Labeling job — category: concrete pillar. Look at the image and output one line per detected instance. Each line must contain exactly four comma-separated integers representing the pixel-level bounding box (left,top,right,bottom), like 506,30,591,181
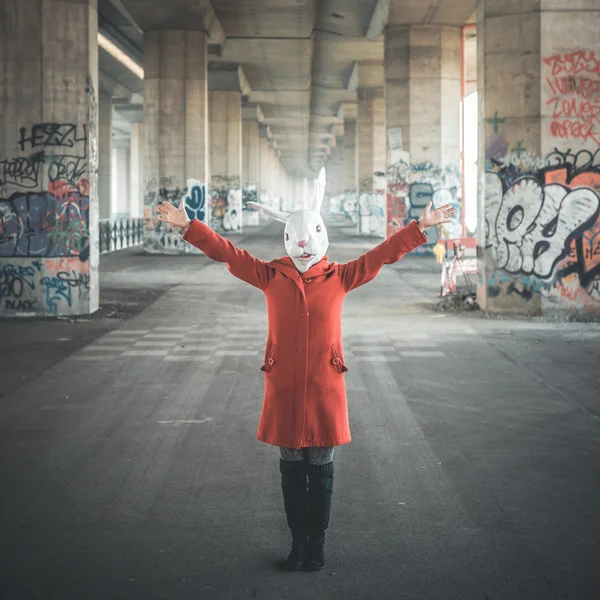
111,139,130,219
340,112,358,223
242,105,261,226
142,30,209,253
0,0,99,317
209,90,242,233
129,122,142,219
357,63,386,237
478,0,600,318
385,25,462,244
258,125,270,211
98,93,112,220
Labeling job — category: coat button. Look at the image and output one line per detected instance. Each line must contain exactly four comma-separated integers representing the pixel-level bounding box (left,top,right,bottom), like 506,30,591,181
332,357,340,365
305,278,312,283
268,358,274,365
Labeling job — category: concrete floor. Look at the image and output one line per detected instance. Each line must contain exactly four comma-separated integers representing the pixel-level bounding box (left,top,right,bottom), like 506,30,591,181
1,221,599,600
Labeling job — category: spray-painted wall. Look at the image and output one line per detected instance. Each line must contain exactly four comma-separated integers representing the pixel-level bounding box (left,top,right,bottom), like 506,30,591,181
242,185,260,226
0,80,99,316
481,48,600,316
210,175,242,233
386,149,462,252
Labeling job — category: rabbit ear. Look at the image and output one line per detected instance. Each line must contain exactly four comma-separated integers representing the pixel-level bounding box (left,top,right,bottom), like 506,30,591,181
247,202,290,224
313,166,327,213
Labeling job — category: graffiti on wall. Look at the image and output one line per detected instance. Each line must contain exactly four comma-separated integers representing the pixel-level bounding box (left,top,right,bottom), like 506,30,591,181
210,175,242,233
243,185,260,226
0,257,91,314
143,177,208,253
328,190,358,224
385,151,462,250
143,176,188,253
0,92,96,315
485,144,600,313
544,50,600,147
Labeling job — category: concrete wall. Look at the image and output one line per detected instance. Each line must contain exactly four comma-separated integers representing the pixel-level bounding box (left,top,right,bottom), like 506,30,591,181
478,0,600,318
209,90,242,233
0,0,99,317
143,30,208,253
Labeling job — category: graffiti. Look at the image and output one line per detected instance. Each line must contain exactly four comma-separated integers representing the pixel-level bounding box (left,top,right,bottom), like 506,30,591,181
212,175,240,189
486,111,505,134
0,263,38,303
484,150,600,313
0,155,43,189
143,176,188,253
40,269,90,315
485,173,599,279
386,154,410,237
242,186,259,226
183,179,206,223
411,163,461,242
211,186,242,233
0,123,89,191
358,192,385,237
385,155,462,246
544,51,600,147
0,191,89,258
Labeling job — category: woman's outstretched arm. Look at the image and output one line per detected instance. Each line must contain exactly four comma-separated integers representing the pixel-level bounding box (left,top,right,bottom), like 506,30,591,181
158,200,270,291
339,202,456,292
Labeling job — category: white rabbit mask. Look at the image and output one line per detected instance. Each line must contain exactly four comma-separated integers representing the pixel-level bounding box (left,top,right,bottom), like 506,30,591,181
248,167,329,273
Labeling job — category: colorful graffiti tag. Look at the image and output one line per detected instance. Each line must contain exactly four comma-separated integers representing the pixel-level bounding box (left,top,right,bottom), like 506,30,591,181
385,152,462,251
0,98,97,316
242,185,260,226
485,147,600,314
544,50,600,147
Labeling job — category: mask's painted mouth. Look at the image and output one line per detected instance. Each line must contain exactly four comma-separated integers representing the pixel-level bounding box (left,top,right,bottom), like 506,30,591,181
297,253,314,261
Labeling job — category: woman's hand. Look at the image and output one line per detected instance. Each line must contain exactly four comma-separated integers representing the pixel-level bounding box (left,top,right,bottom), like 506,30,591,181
418,202,457,231
157,200,191,230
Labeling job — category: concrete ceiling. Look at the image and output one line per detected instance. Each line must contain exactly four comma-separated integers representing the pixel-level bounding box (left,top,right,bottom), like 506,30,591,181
100,0,477,179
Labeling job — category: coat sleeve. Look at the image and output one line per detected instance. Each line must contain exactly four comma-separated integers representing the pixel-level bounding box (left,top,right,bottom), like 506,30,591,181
182,219,270,291
338,220,428,292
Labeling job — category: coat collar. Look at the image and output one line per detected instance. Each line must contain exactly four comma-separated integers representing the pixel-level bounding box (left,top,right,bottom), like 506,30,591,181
268,256,337,281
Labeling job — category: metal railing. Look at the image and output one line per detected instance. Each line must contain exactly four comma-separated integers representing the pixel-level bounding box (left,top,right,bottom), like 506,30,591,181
99,218,144,254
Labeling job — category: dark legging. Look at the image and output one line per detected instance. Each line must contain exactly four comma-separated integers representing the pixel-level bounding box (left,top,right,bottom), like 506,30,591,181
279,446,335,465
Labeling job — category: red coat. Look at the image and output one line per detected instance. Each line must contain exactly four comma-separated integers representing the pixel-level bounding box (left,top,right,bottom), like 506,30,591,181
183,220,427,448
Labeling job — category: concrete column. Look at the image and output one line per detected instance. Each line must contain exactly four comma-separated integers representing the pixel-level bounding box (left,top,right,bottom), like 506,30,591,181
258,126,270,210
478,0,600,318
357,63,386,237
242,105,261,226
129,122,142,219
98,93,112,220
340,113,358,224
143,30,209,253
385,25,462,243
0,0,99,317
111,139,130,219
209,90,242,233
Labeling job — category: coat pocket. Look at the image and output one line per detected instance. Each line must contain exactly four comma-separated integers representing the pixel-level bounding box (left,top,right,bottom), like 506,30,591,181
331,343,349,374
260,343,277,373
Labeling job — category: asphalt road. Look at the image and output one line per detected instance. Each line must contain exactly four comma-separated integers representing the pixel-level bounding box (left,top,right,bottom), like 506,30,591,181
1,221,599,600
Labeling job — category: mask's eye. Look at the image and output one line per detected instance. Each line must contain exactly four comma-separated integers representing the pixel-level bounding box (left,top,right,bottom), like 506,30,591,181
316,224,322,233
285,233,290,241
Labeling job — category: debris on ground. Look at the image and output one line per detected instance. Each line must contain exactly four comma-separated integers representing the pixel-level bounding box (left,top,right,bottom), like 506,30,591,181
434,293,480,312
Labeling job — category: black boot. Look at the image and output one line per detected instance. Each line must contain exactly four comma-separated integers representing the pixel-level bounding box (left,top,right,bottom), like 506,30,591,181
279,459,308,571
305,461,334,571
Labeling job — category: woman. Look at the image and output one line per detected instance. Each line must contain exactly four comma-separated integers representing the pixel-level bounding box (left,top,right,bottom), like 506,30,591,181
158,173,455,571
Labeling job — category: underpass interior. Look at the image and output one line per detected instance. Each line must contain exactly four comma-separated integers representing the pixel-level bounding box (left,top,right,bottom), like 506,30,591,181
2,0,600,599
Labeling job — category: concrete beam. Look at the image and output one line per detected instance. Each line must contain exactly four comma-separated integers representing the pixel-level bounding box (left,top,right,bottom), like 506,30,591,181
199,0,225,46
366,0,390,41
208,64,251,95
242,103,265,123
